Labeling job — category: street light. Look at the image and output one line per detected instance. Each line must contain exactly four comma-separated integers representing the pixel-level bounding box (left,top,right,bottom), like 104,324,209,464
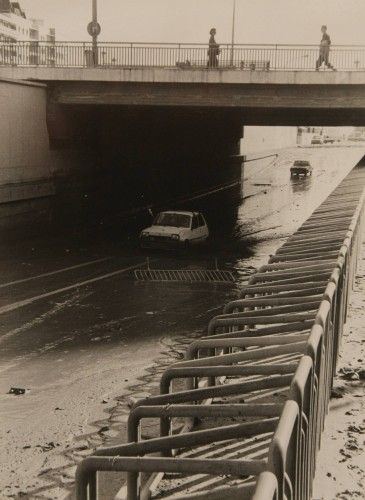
87,0,101,65
230,0,236,67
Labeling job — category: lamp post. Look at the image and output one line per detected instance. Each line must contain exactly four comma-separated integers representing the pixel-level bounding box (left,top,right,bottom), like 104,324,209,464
87,0,101,65
230,0,236,67
92,0,97,57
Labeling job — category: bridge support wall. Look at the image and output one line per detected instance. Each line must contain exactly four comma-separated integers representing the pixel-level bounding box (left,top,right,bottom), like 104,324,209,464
0,79,55,233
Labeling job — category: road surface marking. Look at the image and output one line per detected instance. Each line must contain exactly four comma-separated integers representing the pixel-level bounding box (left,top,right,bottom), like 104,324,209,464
0,256,111,289
0,261,147,316
0,293,82,350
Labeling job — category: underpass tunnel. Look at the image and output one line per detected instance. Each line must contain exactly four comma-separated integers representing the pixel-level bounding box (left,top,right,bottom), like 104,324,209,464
46,104,244,235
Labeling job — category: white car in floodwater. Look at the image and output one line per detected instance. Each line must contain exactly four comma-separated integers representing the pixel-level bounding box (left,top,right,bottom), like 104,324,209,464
140,211,209,249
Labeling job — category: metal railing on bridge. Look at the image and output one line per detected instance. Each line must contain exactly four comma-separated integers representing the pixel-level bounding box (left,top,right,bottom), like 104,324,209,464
1,41,365,71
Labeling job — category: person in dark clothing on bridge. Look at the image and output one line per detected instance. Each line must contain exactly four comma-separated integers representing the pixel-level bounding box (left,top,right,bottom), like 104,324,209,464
208,28,220,68
316,25,336,71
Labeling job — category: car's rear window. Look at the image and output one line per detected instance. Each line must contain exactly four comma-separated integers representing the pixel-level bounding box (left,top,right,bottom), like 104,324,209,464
294,161,310,166
153,213,191,228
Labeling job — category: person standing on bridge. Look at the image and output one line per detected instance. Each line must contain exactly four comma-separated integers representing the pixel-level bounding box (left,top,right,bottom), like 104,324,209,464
208,28,220,68
316,25,336,71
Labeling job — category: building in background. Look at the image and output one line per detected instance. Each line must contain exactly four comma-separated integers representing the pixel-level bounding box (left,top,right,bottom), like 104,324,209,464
241,127,298,156
0,0,56,65
298,126,353,145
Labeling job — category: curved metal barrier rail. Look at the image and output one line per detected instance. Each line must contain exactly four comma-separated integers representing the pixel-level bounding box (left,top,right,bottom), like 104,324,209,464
76,165,365,500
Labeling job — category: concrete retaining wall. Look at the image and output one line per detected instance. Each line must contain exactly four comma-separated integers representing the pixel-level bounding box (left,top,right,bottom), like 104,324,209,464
0,78,54,231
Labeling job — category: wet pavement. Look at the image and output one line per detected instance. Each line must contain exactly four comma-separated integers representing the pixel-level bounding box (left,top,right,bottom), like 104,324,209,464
0,145,364,499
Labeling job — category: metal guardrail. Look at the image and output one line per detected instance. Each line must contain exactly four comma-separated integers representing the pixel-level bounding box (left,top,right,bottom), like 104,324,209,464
75,165,365,500
1,41,365,71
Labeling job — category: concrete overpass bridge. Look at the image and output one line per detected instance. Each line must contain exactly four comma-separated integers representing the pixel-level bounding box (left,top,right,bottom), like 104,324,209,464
1,42,365,232
2,41,365,125
2,42,365,127
2,65,365,124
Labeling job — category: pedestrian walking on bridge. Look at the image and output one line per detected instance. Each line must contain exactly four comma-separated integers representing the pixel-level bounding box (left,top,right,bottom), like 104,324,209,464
316,25,336,71
208,28,220,68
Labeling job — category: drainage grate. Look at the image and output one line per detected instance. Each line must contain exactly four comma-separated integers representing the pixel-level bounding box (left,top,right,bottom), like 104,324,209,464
135,268,236,283
134,258,239,283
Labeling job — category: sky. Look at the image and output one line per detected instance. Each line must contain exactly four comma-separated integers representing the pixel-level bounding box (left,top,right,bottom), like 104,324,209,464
21,0,365,45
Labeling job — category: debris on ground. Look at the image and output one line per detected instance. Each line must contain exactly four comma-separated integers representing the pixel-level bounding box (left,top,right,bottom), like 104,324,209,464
338,367,363,381
97,426,110,435
74,445,88,452
7,387,27,395
36,442,58,452
330,387,345,399
347,424,365,434
37,468,53,477
336,490,364,499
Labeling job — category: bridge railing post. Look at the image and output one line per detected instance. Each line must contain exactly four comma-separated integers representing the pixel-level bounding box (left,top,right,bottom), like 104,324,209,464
274,44,278,70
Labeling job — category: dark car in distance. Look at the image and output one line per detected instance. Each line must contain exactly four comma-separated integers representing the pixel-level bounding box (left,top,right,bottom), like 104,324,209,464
290,160,313,178
323,135,335,144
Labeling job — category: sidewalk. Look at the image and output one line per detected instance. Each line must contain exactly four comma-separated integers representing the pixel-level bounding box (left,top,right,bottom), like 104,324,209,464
313,242,365,500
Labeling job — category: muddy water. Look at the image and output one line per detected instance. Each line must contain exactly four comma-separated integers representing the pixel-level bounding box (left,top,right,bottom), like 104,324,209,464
0,145,364,498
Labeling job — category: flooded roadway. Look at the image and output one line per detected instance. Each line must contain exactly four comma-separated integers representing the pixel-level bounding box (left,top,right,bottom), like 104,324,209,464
0,145,364,498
